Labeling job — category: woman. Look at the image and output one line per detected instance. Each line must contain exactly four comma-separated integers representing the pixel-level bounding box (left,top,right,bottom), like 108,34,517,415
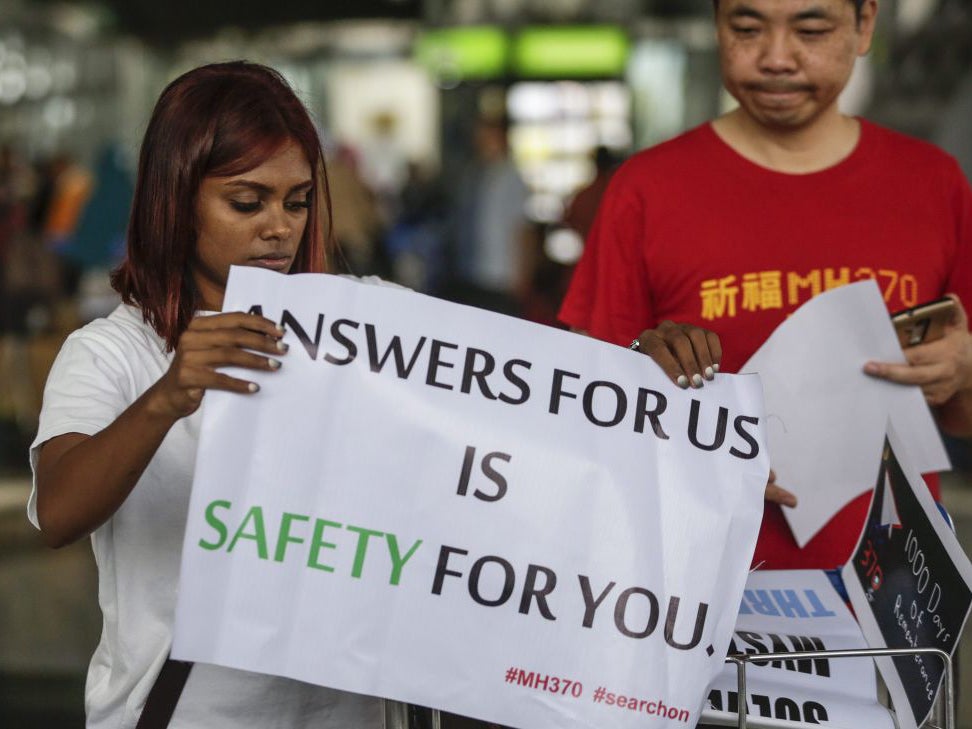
29,62,383,728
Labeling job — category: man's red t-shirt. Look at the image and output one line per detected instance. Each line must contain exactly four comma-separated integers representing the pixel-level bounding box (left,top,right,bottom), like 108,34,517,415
559,120,972,570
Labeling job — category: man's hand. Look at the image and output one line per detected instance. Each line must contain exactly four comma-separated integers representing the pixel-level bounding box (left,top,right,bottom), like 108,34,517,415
630,321,722,389
864,294,972,406
766,469,797,508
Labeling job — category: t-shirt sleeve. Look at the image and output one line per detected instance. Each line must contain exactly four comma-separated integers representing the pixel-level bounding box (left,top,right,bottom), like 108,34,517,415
27,332,134,527
944,159,972,321
558,165,655,346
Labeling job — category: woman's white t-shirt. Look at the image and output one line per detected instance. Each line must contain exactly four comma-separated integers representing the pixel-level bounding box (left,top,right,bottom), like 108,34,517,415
28,302,384,729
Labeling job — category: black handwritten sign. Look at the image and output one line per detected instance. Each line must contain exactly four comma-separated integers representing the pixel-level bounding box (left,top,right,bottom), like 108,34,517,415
844,431,972,729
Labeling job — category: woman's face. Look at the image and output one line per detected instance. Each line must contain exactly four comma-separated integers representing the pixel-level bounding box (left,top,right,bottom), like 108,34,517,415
192,140,313,311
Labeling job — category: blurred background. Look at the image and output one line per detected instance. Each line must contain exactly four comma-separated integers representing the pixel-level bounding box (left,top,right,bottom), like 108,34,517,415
1,0,972,725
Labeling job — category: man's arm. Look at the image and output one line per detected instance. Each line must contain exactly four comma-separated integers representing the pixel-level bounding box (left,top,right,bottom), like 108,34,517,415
938,389,972,437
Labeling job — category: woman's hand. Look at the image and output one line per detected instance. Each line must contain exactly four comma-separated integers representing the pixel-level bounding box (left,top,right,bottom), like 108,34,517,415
630,321,723,389
147,312,288,420
628,324,792,505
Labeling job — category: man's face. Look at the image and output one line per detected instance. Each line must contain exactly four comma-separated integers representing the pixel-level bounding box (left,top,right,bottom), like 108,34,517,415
716,0,877,131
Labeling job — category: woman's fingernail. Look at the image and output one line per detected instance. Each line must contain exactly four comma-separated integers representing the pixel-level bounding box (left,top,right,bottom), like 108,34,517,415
863,362,879,375
276,324,285,334
704,366,715,380
276,340,289,353
677,375,689,388
247,382,260,393
692,373,704,388
712,363,720,373
268,358,281,370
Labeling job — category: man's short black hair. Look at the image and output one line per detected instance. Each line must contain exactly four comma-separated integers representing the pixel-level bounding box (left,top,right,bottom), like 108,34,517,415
712,0,866,19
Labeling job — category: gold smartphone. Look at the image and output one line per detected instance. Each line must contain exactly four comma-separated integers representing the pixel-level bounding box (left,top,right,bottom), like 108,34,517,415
891,297,956,348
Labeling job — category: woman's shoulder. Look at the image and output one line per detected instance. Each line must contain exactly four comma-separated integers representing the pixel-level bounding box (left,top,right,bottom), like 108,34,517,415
63,303,166,361
338,273,408,291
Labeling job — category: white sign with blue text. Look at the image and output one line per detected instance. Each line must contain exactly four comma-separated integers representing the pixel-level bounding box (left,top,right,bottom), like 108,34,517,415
173,267,770,729
702,570,894,729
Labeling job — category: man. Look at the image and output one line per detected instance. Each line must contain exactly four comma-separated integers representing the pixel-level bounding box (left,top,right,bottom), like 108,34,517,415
446,116,530,317
559,0,972,569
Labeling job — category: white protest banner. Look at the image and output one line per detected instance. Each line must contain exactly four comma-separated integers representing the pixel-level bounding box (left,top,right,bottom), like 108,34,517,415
701,570,894,729
173,267,769,729
842,423,972,729
740,281,948,547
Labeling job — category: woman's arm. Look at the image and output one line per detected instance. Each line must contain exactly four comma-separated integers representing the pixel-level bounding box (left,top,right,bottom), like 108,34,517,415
35,312,286,548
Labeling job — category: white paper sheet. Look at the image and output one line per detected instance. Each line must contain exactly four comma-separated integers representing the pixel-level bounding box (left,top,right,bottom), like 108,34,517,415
740,280,948,547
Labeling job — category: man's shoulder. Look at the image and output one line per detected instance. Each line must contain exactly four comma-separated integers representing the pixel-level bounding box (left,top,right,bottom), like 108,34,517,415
622,125,712,172
862,119,960,171
609,125,713,194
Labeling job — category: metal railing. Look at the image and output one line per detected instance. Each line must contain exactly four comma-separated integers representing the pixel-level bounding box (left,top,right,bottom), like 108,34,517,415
384,701,441,729
725,646,953,729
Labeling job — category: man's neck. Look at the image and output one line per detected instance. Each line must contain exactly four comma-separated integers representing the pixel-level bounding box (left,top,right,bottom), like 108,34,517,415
711,108,861,174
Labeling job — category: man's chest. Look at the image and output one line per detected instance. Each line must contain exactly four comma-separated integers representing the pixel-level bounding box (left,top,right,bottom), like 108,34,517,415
641,204,952,328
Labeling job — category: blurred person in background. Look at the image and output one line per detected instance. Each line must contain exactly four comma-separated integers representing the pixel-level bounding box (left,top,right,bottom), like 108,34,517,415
63,142,134,322
442,115,530,316
0,144,36,333
519,145,625,327
385,160,449,293
0,145,28,264
4,152,69,334
562,145,622,242
327,142,386,276
28,61,383,729
560,0,972,571
358,109,410,225
0,144,40,464
41,151,94,297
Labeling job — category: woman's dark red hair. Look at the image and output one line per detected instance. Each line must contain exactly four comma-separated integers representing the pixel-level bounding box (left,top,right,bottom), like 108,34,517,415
111,61,332,350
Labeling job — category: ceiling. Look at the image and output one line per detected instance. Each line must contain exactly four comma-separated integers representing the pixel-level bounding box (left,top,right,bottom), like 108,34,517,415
31,0,422,45
24,0,713,46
